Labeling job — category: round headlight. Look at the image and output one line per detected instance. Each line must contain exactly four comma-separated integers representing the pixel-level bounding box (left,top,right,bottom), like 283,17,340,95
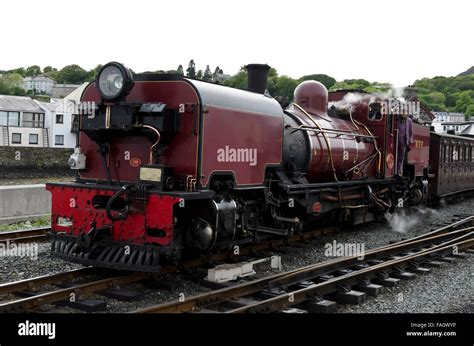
96,62,134,102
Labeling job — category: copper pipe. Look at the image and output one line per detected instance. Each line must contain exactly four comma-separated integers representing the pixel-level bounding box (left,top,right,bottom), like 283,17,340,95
142,124,161,164
374,187,390,195
321,194,364,202
292,103,339,183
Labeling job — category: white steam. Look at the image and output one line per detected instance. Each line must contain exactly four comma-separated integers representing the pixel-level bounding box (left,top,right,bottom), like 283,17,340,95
384,207,439,234
329,87,406,111
384,209,419,234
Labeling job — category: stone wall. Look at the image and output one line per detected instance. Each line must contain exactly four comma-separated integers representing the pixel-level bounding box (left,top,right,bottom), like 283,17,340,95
0,147,75,179
0,184,51,219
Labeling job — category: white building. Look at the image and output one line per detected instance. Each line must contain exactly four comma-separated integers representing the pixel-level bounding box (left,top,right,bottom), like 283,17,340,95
431,111,468,134
47,82,88,148
23,76,57,95
0,95,49,147
0,84,87,148
39,101,75,148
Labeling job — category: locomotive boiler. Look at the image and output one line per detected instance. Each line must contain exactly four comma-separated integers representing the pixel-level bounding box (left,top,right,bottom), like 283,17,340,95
283,81,377,182
46,62,429,272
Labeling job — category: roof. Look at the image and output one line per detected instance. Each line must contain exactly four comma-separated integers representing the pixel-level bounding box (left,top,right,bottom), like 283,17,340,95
432,130,474,142
460,124,474,137
51,84,82,98
37,101,59,112
24,76,56,83
64,83,89,102
0,95,43,112
184,78,284,117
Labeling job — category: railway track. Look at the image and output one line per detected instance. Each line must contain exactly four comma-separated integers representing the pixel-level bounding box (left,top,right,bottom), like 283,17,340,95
0,227,50,244
0,225,339,312
135,216,474,313
1,216,472,313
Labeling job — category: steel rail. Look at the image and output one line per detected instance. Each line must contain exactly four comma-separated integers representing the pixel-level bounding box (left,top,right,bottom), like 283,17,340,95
135,226,473,313
0,227,50,244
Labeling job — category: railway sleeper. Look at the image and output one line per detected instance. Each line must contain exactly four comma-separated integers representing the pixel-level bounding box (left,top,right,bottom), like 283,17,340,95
357,279,384,296
438,256,458,263
336,289,367,305
374,271,400,287
295,297,337,313
54,299,107,312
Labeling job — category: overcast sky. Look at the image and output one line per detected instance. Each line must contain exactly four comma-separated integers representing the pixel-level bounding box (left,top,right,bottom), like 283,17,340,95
1,0,472,87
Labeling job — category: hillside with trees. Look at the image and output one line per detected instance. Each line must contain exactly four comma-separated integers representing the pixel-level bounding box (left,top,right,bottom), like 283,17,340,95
408,73,474,117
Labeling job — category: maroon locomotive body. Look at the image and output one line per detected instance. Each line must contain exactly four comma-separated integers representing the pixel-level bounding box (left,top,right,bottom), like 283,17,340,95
46,62,433,272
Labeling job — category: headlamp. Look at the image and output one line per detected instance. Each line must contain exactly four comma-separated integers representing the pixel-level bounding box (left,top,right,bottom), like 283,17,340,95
96,62,134,102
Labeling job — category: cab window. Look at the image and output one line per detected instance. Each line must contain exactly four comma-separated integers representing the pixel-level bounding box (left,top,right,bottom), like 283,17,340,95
368,102,383,121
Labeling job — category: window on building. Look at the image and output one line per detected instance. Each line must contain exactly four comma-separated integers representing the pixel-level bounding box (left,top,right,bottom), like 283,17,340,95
0,111,20,126
22,113,45,128
0,111,7,126
29,133,38,144
12,133,21,144
443,126,447,131
55,135,64,146
8,112,20,126
56,114,64,124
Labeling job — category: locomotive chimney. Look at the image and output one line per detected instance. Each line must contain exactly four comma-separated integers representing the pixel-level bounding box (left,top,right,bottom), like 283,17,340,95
245,64,270,94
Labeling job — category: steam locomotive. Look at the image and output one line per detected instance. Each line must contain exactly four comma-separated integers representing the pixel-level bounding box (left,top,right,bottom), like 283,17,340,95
46,62,461,272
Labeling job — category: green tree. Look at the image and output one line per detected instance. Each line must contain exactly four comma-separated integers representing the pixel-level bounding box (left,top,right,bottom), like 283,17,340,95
43,66,58,80
43,66,55,74
223,70,247,89
56,64,88,84
0,73,26,95
87,64,103,81
25,65,42,77
299,74,336,89
465,104,474,118
454,90,474,113
196,70,203,79
411,74,474,112
212,66,222,80
330,79,372,91
203,65,212,81
419,91,447,111
177,64,184,75
186,59,196,78
270,76,298,100
9,67,26,77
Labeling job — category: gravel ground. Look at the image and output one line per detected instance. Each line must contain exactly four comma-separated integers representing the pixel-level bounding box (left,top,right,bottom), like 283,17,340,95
0,196,473,313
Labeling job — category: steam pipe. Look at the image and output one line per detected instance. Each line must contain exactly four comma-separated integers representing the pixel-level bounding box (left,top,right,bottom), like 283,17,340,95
142,124,161,164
